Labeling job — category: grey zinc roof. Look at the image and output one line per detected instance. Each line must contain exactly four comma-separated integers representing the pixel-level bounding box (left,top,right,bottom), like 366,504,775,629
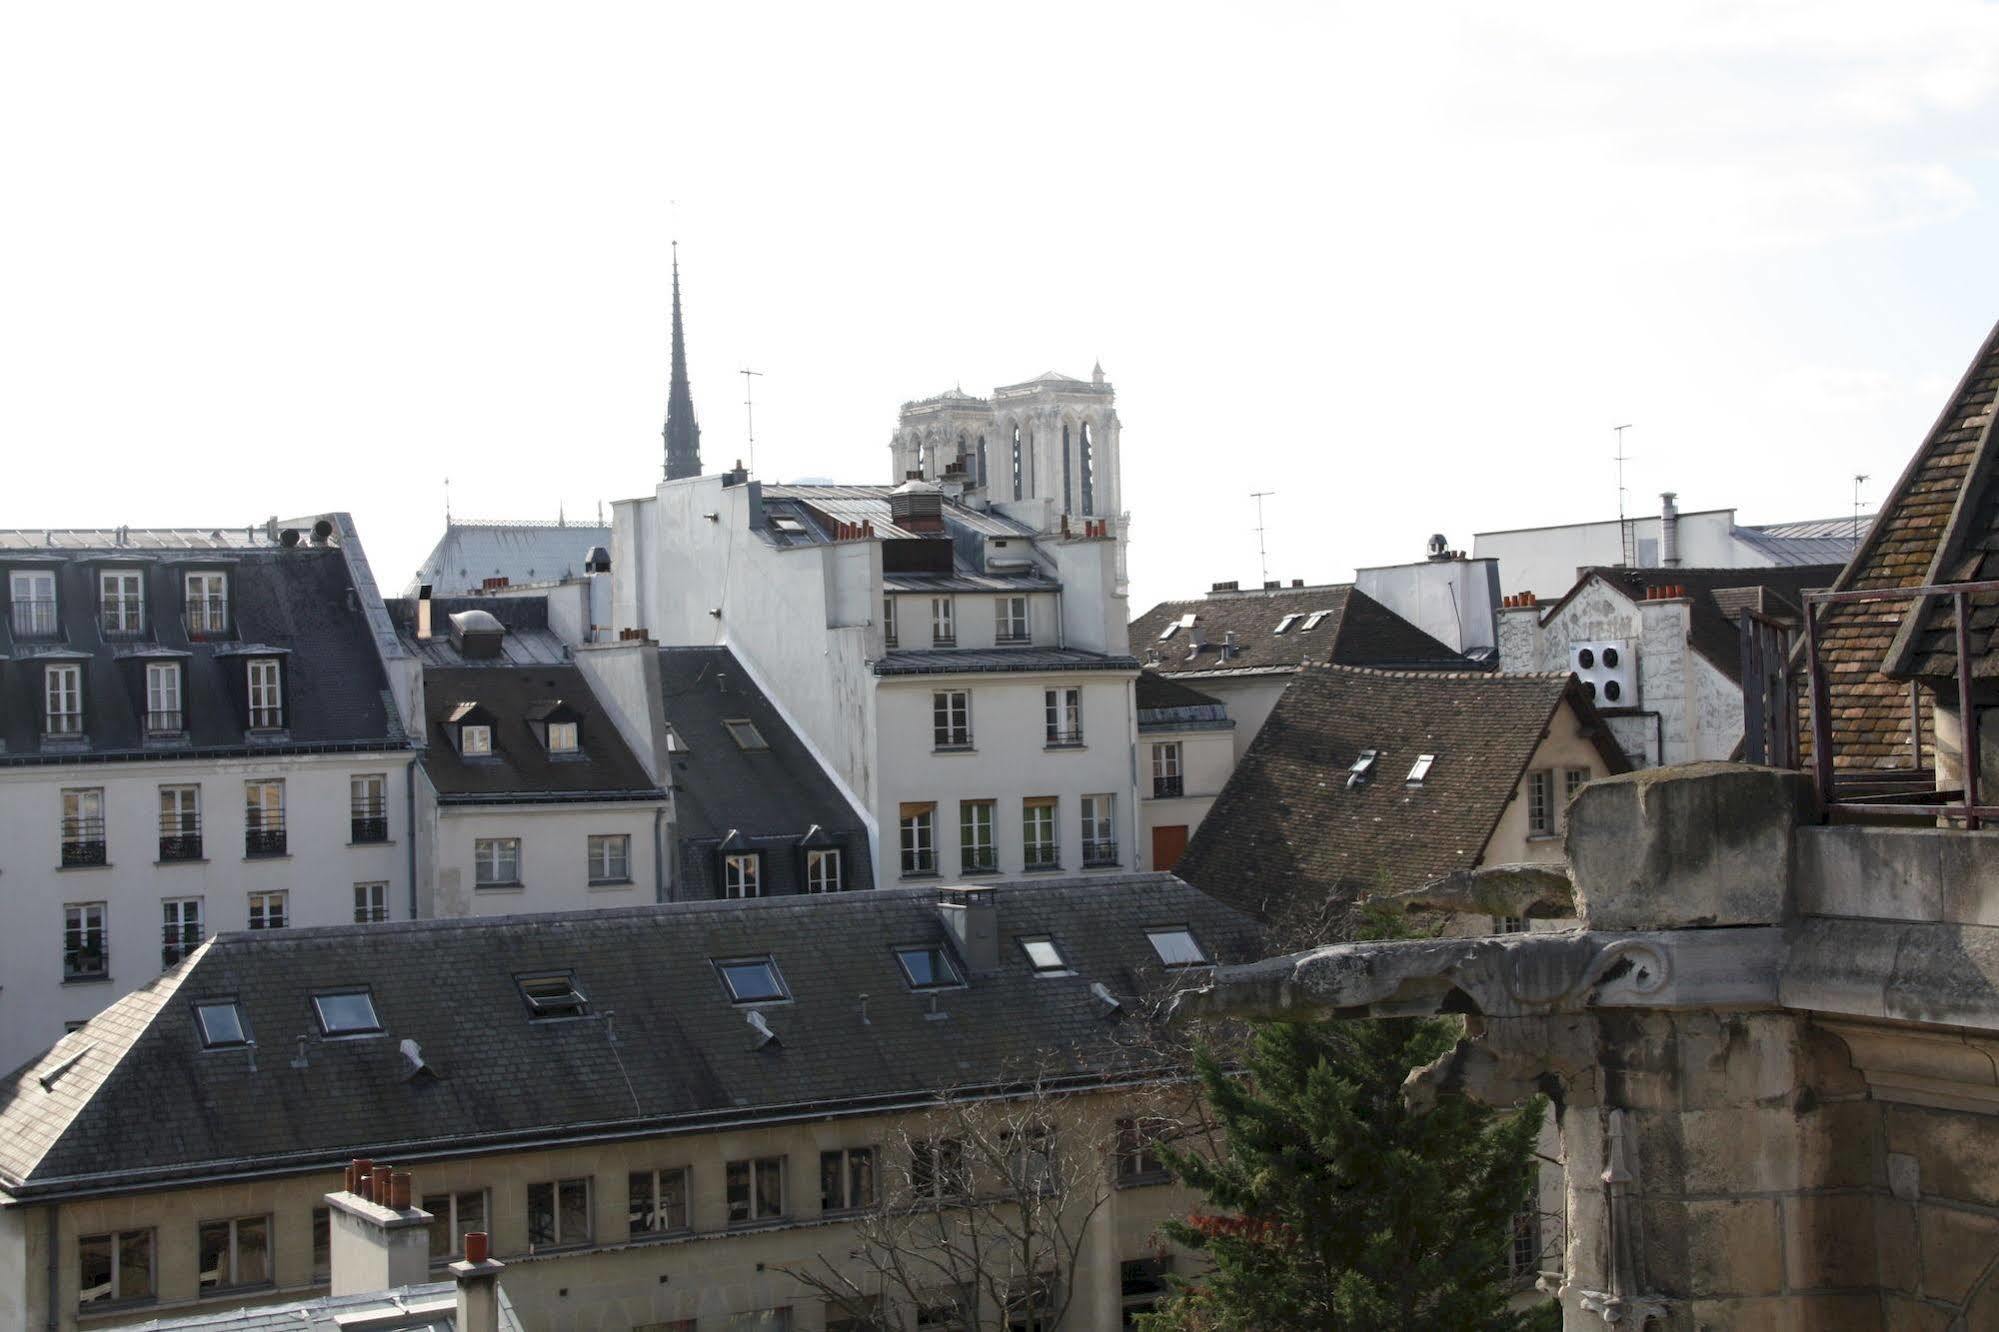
763,484,1037,541
0,527,281,550
0,877,1262,1200
124,1282,523,1331
405,521,612,597
873,648,1141,676
420,665,662,802
385,596,571,666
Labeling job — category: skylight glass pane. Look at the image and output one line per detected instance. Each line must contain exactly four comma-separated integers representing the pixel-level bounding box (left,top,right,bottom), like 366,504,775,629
719,959,786,1004
1020,936,1065,972
520,974,587,1018
1303,610,1331,630
1407,754,1437,784
895,946,962,990
195,1002,246,1048
1273,614,1301,634
313,991,381,1035
1147,929,1209,968
725,720,768,751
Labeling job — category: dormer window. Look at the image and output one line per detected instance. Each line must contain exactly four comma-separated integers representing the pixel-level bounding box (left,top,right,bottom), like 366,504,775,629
448,702,497,757
145,662,183,735
525,700,581,756
463,725,492,756
99,570,144,638
548,722,577,754
44,663,83,735
9,569,57,639
246,658,283,730
185,571,229,637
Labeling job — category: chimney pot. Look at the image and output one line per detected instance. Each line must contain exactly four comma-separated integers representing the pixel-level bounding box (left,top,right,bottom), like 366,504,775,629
391,1169,413,1210
465,1231,489,1265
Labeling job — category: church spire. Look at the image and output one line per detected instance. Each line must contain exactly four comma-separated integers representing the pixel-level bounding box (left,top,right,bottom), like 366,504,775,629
663,242,702,480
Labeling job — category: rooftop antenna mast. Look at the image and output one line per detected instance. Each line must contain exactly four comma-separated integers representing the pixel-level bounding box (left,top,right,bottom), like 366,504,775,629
443,476,451,526
1250,491,1276,587
740,368,764,476
1853,474,1869,555
1612,424,1635,566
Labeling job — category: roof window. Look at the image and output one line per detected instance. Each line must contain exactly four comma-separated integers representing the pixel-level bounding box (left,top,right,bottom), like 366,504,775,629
194,1000,248,1049
1302,610,1332,631
771,516,806,534
1018,935,1069,974
724,719,769,751
1346,749,1378,789
1273,613,1303,634
717,957,788,1005
519,973,589,1019
1406,753,1437,785
1158,613,1196,641
665,724,690,753
1146,928,1210,969
312,990,381,1036
895,945,964,991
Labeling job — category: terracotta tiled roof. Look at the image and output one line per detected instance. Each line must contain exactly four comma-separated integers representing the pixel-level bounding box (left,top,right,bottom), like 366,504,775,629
1129,585,1468,677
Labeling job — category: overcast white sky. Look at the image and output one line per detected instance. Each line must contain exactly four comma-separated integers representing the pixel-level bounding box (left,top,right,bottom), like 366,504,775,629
4,2,1997,611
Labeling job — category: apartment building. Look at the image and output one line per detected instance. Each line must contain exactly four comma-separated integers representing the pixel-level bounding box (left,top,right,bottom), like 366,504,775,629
1134,671,1234,872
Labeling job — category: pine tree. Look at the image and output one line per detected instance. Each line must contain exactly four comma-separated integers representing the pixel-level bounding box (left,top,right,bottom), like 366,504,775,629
1141,1016,1546,1332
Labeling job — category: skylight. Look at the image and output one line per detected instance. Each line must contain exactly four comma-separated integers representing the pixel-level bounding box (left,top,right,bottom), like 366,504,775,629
312,990,381,1036
1273,613,1303,634
1302,610,1332,631
1146,928,1210,969
718,957,788,1005
519,973,589,1019
1018,935,1068,974
1158,613,1197,641
1347,750,1378,789
895,945,964,991
1407,753,1437,785
724,719,769,751
194,1001,247,1048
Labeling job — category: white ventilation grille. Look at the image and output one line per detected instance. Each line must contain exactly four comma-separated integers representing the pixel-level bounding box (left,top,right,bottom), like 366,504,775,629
1570,641,1637,707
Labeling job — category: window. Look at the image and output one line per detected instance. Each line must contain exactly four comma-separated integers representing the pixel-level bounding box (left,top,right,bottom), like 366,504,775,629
158,784,201,861
423,1190,487,1263
724,1311,792,1332
827,1297,888,1332
350,774,388,843
724,852,762,898
1044,688,1082,746
1158,612,1196,642
1122,1258,1174,1326
895,945,963,991
475,837,521,887
997,596,1029,643
1005,1124,1055,1196
724,718,768,750
77,1229,153,1307
248,890,288,929
1302,610,1333,631
932,690,971,748
461,724,493,756
630,1167,690,1235
11,568,57,638
911,1138,966,1200
718,956,788,1004
1273,612,1303,634
727,1156,786,1223
1081,794,1118,867
1495,914,1529,934
312,989,379,1035
45,663,82,735
821,1147,877,1213
163,898,203,968
520,972,589,1019
1022,797,1059,871
1527,771,1556,837
589,833,632,884
354,882,389,923
900,802,936,876
246,657,283,730
194,999,245,1048
100,570,144,636
930,597,956,647
244,780,285,856
1146,927,1209,968
1564,767,1591,804
1407,753,1437,785
960,799,996,873
1011,426,1024,499
145,662,183,735
1151,742,1183,798
547,720,579,754
185,571,228,637
1510,1206,1540,1279
197,1215,271,1291
1346,749,1378,789
527,1177,592,1250
64,903,107,980
61,786,106,866
1116,1118,1171,1183
883,595,898,648
312,1207,330,1283
1018,935,1068,974
806,847,843,893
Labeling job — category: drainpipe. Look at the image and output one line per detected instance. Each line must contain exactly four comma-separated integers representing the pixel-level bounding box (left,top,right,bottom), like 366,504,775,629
653,806,666,904
404,756,420,919
45,1206,58,1332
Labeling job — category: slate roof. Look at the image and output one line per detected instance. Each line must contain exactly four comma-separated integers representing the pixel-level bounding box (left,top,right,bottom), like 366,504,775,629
0,547,402,763
1129,585,1470,678
1546,564,1844,684
1733,517,1874,567
385,595,571,666
1809,321,1999,769
1136,671,1222,711
126,1282,523,1331
0,876,1261,1200
1174,665,1629,927
420,666,661,803
660,647,875,898
873,647,1141,676
405,521,611,598
762,485,1035,543
0,527,281,551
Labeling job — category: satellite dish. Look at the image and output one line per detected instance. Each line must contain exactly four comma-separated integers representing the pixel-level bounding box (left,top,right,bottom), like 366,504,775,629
1427,533,1449,558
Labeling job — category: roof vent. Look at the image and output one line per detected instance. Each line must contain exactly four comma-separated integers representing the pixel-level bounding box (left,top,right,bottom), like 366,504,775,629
889,480,947,534
310,518,334,546
448,609,507,659
279,528,302,548
1090,981,1122,1017
746,1009,780,1050
1427,533,1450,560
584,546,611,573
400,1038,432,1080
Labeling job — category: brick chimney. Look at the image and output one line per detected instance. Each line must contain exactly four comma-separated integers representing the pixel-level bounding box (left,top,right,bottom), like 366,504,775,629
450,1231,507,1332
326,1160,433,1296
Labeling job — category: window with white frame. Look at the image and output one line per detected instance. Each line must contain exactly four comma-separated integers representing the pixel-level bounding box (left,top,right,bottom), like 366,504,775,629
1564,767,1591,805
162,898,203,968
246,657,282,729
821,1147,877,1212
61,786,106,866
1022,797,1058,870
10,568,57,638
1527,771,1556,837
1081,794,1118,867
1151,742,1183,798
899,803,936,876
475,837,521,887
99,570,144,636
45,663,82,735
527,1177,592,1250
883,594,898,648
588,833,631,884
422,1190,487,1263
932,690,971,748
197,1214,270,1291
461,723,493,756
930,597,956,646
1044,688,1082,746
723,851,761,898
629,1166,690,1235
244,779,285,856
547,721,578,754
960,799,996,873
185,571,228,636
350,773,388,843
145,662,182,734
911,1138,966,1200
1116,1116,1172,1183
354,882,389,923
64,902,107,979
996,596,1029,643
158,783,200,861
726,1156,785,1223
1495,914,1529,934
806,847,843,893
247,891,287,930
78,1229,154,1307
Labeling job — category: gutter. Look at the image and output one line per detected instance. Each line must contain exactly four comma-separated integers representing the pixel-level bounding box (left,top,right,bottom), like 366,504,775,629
653,806,666,904
0,738,415,769
404,754,420,920
433,788,670,807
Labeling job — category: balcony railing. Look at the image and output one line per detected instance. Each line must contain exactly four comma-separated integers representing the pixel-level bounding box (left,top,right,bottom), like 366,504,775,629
1152,775,1185,798
960,847,998,874
159,813,202,862
44,712,83,737
245,817,287,857
997,628,1032,645
1083,839,1120,868
184,598,230,640
351,798,389,844
249,706,284,731
145,709,184,737
61,818,106,867
64,940,107,981
1045,727,1085,748
162,924,203,968
11,597,59,639
1023,847,1061,872
97,603,145,640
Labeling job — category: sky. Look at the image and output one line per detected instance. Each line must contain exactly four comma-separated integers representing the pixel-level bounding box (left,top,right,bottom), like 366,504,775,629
4,2,1998,612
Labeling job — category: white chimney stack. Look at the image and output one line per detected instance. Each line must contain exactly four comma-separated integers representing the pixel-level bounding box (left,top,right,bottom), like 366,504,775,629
326,1160,431,1296
1660,493,1681,568
938,885,999,975
450,1231,507,1332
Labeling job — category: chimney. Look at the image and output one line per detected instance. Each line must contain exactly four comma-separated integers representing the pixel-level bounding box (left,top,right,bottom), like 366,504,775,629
326,1161,432,1295
417,584,433,641
1660,492,1681,567
450,1232,507,1332
937,885,998,975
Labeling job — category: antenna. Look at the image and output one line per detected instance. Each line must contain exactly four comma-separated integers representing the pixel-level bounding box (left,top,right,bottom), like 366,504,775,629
740,368,764,475
1612,425,1634,566
443,476,451,526
1853,474,1869,554
1250,491,1276,587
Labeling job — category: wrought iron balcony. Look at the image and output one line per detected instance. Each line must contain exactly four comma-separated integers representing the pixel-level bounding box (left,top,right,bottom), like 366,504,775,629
1083,839,1120,868
96,602,146,640
997,629,1032,645
960,847,998,874
1023,847,1061,872
11,597,58,639
183,598,230,640
351,798,389,844
249,705,284,731
162,924,204,968
1152,775,1185,799
61,818,106,867
1046,727,1085,748
64,941,107,981
159,813,202,862
245,817,287,858
145,709,184,737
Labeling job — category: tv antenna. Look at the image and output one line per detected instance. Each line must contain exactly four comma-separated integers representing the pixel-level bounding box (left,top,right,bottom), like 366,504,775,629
740,368,764,475
1251,491,1276,587
1853,474,1869,554
1612,424,1635,566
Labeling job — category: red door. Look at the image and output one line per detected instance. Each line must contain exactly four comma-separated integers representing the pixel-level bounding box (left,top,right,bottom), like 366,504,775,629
1151,825,1190,872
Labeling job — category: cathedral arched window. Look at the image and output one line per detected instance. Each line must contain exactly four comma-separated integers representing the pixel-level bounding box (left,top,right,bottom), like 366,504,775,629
1061,423,1073,514
976,435,988,489
916,438,928,478
1080,421,1096,515
1011,426,1023,500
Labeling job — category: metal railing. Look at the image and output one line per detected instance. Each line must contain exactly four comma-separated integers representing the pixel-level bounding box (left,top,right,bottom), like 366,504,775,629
1152,775,1184,799
184,598,230,639
159,812,202,862
1083,839,1120,868
45,711,84,737
1023,847,1061,872
61,818,106,867
145,709,184,736
64,939,107,981
12,598,59,638
249,705,284,731
997,628,1032,644
1046,727,1084,748
960,847,998,874
97,603,145,639
245,816,287,857
162,924,203,968
351,798,389,844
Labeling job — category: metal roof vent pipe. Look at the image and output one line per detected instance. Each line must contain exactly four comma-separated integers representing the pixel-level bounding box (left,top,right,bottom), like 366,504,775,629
938,885,999,976
1660,492,1681,567
311,518,334,546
